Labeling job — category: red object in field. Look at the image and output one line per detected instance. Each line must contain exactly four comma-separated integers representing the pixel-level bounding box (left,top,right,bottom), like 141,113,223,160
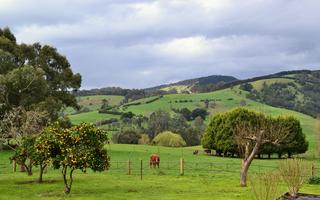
149,154,160,168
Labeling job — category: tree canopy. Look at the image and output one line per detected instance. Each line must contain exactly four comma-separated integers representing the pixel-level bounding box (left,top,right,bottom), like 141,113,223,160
202,108,308,157
0,27,81,121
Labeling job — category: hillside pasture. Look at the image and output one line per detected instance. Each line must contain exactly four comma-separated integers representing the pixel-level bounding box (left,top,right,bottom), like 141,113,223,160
69,88,318,157
249,78,296,91
65,95,124,114
69,111,120,125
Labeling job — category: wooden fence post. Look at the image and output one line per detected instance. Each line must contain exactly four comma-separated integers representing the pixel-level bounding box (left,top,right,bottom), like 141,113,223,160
12,160,16,172
140,160,143,180
128,160,131,175
312,163,316,177
180,158,184,176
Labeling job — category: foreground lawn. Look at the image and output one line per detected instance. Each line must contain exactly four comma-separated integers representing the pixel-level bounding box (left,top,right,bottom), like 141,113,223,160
1,145,319,200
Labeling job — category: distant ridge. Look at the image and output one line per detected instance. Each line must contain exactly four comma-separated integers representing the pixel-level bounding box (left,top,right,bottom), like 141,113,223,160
145,75,238,93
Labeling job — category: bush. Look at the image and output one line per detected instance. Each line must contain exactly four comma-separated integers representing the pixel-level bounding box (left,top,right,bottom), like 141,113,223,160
278,158,311,197
152,131,186,147
113,129,141,144
308,176,320,185
138,134,150,145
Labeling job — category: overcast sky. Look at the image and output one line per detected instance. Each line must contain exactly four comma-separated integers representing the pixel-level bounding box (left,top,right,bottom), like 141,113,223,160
1,0,319,89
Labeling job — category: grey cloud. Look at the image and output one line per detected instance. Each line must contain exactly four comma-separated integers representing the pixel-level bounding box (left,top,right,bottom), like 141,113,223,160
1,0,319,88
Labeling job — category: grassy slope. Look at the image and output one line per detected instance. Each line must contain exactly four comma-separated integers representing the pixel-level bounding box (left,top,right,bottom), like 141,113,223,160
69,111,120,125
250,77,295,91
65,95,124,115
69,88,317,156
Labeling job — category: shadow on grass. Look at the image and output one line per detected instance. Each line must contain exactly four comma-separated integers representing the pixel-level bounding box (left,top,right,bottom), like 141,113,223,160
15,179,60,185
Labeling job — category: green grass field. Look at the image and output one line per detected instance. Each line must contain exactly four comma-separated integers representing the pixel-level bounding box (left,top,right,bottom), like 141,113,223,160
0,144,319,200
68,111,120,125
65,95,124,115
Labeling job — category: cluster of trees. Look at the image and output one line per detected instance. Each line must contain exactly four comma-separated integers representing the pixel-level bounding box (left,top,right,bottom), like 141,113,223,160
112,110,205,147
203,108,308,186
172,108,208,121
11,123,110,193
202,108,308,159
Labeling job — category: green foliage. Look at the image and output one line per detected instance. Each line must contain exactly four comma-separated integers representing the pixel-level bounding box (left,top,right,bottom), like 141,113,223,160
244,71,320,118
152,131,186,147
0,27,81,120
113,129,141,144
138,134,150,145
10,136,36,175
180,127,202,146
202,108,308,157
45,123,110,193
239,83,253,92
308,176,320,185
148,110,171,138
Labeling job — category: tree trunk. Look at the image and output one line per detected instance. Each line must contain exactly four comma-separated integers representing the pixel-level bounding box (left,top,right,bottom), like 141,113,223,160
62,166,75,194
268,153,271,159
240,142,260,187
20,165,26,172
38,164,47,183
22,163,32,176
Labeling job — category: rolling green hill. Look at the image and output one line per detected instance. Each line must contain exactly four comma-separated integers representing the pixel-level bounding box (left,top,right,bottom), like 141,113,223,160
68,87,318,157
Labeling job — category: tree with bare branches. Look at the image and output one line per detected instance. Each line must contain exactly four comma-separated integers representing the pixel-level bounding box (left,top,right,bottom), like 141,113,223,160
235,115,290,187
0,107,48,175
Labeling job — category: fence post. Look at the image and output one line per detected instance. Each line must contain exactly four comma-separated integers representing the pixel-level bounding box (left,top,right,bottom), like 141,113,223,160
140,160,143,180
13,159,16,172
128,160,131,175
180,158,184,176
312,163,316,177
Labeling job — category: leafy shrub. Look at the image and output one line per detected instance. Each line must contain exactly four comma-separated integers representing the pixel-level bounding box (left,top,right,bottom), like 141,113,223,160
308,176,320,185
113,129,141,144
152,131,186,147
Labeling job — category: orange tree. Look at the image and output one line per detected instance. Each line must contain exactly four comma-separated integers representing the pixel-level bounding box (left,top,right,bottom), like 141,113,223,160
33,127,61,183
50,123,110,194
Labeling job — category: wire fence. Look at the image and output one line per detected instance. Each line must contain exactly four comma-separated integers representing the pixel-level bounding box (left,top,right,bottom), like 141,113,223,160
107,160,320,178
